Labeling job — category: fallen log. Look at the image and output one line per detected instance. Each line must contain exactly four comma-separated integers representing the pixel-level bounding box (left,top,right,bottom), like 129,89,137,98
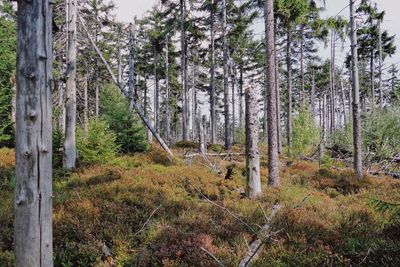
238,204,281,267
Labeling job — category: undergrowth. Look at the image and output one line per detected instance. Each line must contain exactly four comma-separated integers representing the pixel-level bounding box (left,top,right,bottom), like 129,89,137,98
1,147,400,266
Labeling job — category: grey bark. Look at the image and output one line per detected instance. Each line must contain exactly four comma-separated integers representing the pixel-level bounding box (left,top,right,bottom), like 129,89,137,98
15,0,53,265
329,31,336,133
64,0,77,169
310,70,316,120
231,65,236,144
222,0,231,149
239,66,244,130
153,42,160,132
83,76,88,132
275,20,282,155
198,115,206,154
378,21,383,108
181,0,189,141
339,77,347,125
210,0,217,144
128,23,136,112
350,0,363,178
165,34,171,141
245,86,261,198
265,0,280,187
117,23,122,86
370,50,375,107
286,30,292,149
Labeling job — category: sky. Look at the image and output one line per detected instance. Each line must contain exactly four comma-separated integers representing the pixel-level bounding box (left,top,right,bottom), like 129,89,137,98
113,0,400,69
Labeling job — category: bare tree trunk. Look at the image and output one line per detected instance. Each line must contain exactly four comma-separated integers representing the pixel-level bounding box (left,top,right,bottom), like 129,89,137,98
239,65,244,131
275,20,282,155
263,71,268,144
265,0,280,187
210,0,217,144
350,0,363,179
181,0,189,141
378,21,383,108
153,42,160,132
329,31,336,133
58,79,65,131
165,35,171,142
64,0,77,169
198,114,206,154
245,86,261,198
192,53,197,140
286,29,292,149
370,50,375,107
222,0,231,150
300,25,305,104
94,3,99,118
128,23,136,112
117,23,122,86
15,0,53,265
310,70,316,120
339,76,347,126
231,65,236,144
83,76,88,132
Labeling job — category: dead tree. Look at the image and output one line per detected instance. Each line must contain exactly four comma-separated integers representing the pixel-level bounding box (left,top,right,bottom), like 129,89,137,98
15,0,54,265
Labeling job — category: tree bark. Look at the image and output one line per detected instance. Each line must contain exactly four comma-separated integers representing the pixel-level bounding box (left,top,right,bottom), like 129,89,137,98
239,65,244,131
153,42,160,132
198,114,206,154
181,0,189,141
231,65,236,144
286,29,292,149
275,20,282,155
378,21,383,108
310,70,316,121
165,34,171,142
245,86,261,198
339,76,347,126
222,0,231,150
128,23,136,112
15,0,53,265
265,0,280,187
64,0,77,169
370,50,375,107
329,31,336,133
209,0,217,144
350,0,363,179
83,76,88,132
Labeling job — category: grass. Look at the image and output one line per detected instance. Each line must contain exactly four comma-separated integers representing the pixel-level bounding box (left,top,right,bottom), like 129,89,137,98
1,146,400,266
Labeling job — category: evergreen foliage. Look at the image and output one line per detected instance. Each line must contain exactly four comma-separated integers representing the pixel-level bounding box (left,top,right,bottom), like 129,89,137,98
76,119,119,165
100,84,148,153
291,107,320,157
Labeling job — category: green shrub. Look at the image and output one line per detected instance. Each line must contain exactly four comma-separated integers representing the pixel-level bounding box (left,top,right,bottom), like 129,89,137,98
291,106,320,157
52,126,64,168
100,84,148,154
76,119,119,165
175,140,198,148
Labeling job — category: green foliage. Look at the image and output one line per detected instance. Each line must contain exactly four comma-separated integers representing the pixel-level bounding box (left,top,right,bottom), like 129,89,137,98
291,107,320,157
100,84,148,154
76,119,119,165
52,127,64,168
370,199,400,221
175,140,197,148
0,6,16,147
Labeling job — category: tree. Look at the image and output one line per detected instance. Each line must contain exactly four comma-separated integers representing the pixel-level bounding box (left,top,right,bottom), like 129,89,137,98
222,0,231,150
350,0,363,179
15,0,53,265
64,0,77,169
264,0,280,187
0,2,16,147
245,86,261,198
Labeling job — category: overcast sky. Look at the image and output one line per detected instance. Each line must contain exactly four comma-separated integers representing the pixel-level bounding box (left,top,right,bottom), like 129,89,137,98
113,0,400,68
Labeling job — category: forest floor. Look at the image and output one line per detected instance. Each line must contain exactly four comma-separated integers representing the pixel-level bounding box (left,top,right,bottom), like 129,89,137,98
1,145,400,267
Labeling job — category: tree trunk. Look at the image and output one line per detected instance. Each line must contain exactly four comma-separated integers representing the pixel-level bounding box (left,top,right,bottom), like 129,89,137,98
265,0,280,187
239,65,244,131
300,25,305,104
275,20,282,155
222,0,231,150
181,0,189,141
378,21,383,108
350,0,363,179
370,50,375,108
117,24,122,86
329,31,336,133
263,71,268,144
83,76,88,132
15,0,53,265
128,23,136,112
198,114,206,154
165,34,171,142
339,76,347,126
231,65,236,144
210,0,217,144
245,86,261,198
286,29,292,149
94,3,99,118
64,0,77,169
153,42,159,132
310,70,316,120
192,53,197,140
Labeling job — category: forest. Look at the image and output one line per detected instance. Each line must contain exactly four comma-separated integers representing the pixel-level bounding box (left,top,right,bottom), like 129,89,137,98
1,0,400,266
